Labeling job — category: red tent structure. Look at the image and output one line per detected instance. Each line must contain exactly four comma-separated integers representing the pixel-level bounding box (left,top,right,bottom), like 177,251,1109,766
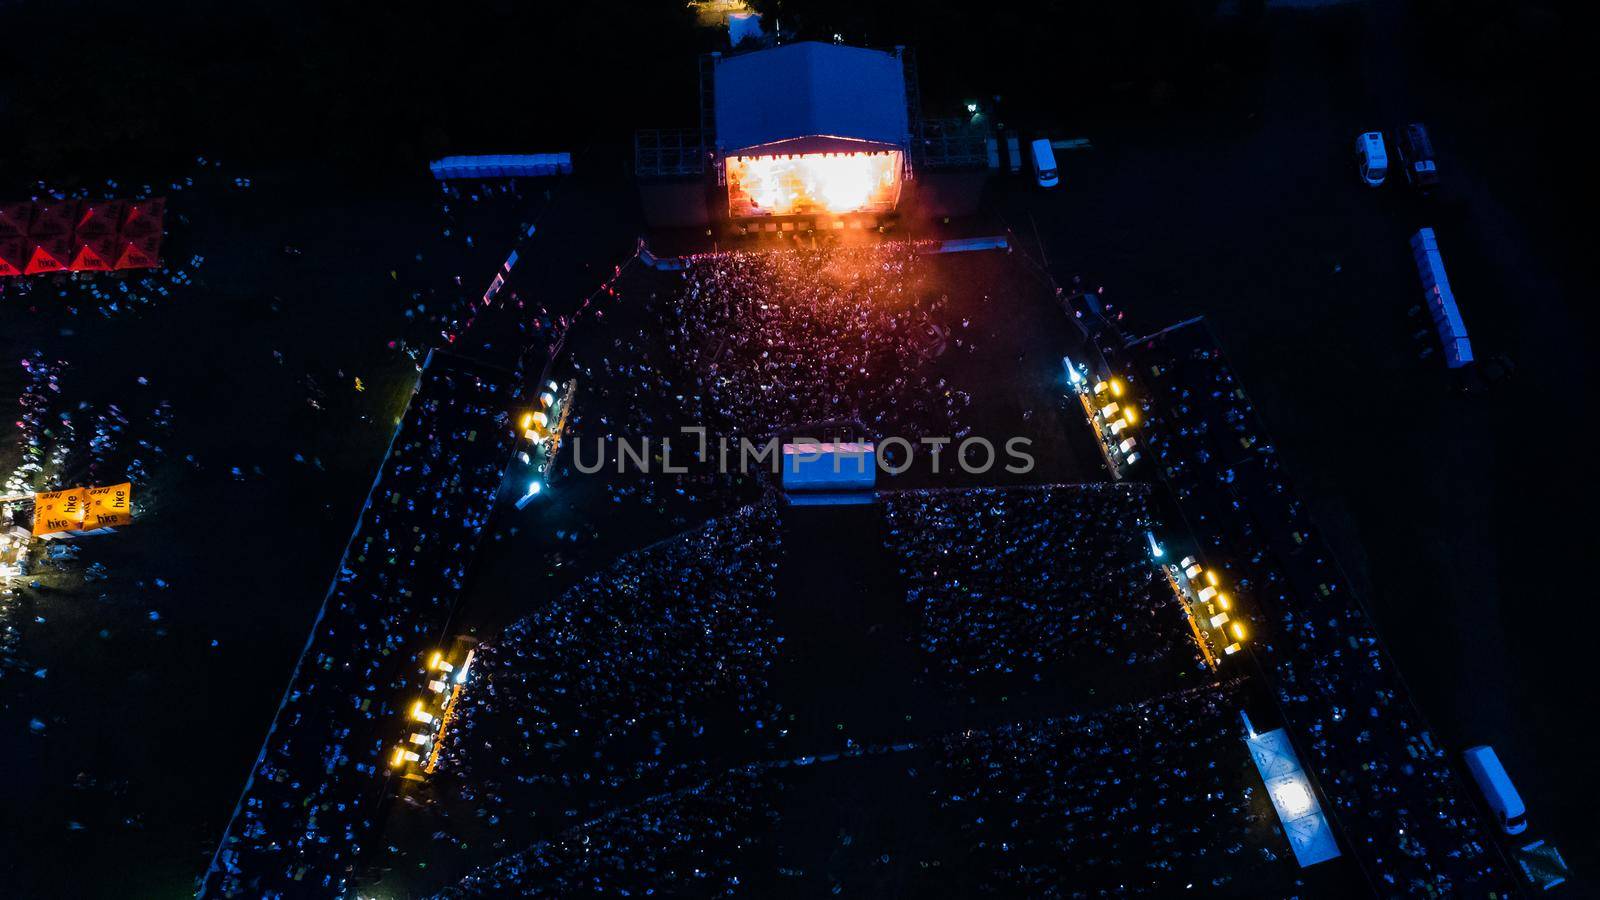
114,231,163,270
120,198,165,237
75,200,125,236
0,202,33,237
0,238,27,276
1,196,166,278
24,235,73,275
70,234,121,272
28,201,78,237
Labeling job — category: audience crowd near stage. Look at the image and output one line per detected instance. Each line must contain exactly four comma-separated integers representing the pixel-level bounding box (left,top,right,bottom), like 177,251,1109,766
1132,330,1513,895
206,359,515,897
667,245,973,439
546,241,985,530
564,242,971,455
884,484,1198,692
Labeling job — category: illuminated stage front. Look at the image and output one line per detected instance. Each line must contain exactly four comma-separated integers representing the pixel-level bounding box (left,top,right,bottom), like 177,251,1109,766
726,150,903,218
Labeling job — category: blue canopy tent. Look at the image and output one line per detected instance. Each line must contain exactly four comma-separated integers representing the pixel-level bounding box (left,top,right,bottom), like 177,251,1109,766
429,154,572,181
714,42,909,156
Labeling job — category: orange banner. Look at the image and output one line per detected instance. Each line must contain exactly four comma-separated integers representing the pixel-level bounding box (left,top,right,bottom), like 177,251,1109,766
32,486,87,536
86,482,133,529
30,482,134,536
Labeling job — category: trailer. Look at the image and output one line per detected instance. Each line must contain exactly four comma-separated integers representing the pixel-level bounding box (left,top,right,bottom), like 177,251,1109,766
1410,227,1474,368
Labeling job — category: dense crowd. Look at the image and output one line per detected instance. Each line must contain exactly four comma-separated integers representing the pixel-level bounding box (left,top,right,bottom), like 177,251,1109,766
440,503,783,845
425,480,1288,896
935,681,1285,896
553,244,971,515
1131,325,1512,895
538,243,972,452
665,244,971,438
410,254,1346,898
439,768,769,899
437,682,1291,899
205,355,516,898
883,485,1198,689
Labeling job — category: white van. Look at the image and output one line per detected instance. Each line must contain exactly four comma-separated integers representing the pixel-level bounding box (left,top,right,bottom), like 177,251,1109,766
1463,745,1527,835
1031,138,1059,188
1357,132,1388,186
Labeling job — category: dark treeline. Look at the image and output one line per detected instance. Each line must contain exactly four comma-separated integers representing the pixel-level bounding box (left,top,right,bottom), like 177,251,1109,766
755,0,1252,118
0,0,1581,185
0,0,706,182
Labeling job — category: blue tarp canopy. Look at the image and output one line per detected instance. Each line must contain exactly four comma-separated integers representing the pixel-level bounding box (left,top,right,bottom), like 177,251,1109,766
429,154,572,180
1247,728,1342,868
715,42,909,156
781,442,877,493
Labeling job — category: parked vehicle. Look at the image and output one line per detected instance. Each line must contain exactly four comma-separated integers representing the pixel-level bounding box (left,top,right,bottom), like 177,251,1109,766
1031,138,1059,188
1397,122,1439,190
1356,132,1388,186
1464,745,1528,835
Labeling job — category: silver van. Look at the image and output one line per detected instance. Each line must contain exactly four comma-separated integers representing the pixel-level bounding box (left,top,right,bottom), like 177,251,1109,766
1356,131,1387,186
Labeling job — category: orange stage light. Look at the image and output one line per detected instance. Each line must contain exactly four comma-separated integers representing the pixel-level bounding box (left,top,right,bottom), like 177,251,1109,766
726,151,902,218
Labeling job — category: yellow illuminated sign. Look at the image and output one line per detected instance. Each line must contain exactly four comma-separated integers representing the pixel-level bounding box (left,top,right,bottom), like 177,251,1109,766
86,482,133,529
32,487,87,536
31,482,134,536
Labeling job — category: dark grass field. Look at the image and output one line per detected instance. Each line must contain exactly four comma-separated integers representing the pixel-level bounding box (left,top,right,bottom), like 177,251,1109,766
0,167,643,896
1,173,439,898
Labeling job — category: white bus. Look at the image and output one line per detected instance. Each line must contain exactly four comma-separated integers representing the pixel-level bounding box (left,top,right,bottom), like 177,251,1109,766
1463,745,1527,835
